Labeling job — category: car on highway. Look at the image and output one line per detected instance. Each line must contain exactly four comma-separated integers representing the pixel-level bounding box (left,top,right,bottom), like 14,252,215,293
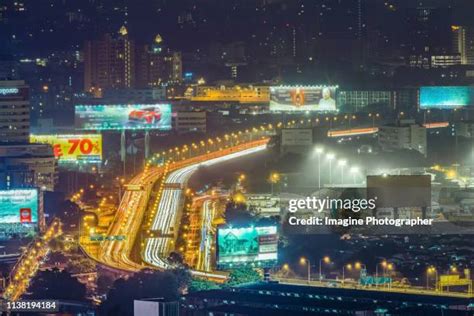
128,107,162,125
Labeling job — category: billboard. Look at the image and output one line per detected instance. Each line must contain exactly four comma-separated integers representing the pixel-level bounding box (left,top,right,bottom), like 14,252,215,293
367,175,431,209
0,189,38,239
217,225,278,268
270,86,338,112
420,86,474,109
75,104,172,130
30,134,102,163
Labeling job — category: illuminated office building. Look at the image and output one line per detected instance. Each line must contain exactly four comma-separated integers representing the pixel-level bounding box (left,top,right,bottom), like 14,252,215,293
191,85,269,104
452,25,474,65
84,30,182,92
84,26,135,92
136,35,182,87
0,80,30,143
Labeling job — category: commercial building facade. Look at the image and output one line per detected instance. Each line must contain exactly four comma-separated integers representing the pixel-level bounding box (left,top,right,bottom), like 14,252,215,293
0,80,30,143
0,144,57,191
337,90,393,112
173,111,206,134
280,128,313,155
378,120,427,157
191,85,270,104
452,25,474,65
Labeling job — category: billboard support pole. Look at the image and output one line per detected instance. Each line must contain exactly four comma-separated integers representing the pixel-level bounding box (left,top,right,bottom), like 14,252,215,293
121,130,126,175
145,131,150,159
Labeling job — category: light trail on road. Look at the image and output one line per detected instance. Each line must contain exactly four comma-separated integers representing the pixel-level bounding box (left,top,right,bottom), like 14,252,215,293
98,166,165,271
143,144,267,269
197,200,216,271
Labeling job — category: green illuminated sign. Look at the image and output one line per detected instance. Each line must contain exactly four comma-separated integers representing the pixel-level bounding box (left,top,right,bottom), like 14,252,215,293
217,225,278,268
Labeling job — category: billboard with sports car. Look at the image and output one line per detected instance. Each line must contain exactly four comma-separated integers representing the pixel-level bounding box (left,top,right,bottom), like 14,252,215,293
270,86,338,112
75,104,172,130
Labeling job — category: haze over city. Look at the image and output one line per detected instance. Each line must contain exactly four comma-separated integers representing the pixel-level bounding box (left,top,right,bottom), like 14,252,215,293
2,0,474,315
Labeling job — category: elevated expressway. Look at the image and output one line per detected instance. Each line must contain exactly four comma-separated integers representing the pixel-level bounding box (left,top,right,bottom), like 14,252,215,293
143,141,268,270
94,138,268,273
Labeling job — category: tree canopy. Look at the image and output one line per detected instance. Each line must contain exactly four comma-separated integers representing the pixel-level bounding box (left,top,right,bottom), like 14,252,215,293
28,268,87,301
226,267,262,287
99,269,181,316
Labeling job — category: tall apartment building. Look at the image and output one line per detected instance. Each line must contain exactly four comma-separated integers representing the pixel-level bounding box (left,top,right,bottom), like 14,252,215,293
0,80,30,143
83,26,135,93
84,30,182,93
452,25,474,65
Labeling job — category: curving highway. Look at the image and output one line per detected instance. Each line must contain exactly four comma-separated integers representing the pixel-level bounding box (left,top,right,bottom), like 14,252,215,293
91,138,268,274
98,166,165,271
197,199,216,272
143,144,267,269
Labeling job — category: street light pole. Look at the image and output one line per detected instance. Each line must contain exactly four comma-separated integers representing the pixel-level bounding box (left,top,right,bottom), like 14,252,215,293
338,160,346,184
342,264,352,285
350,167,359,185
319,256,330,281
307,260,311,283
315,147,323,189
300,257,311,283
327,153,335,185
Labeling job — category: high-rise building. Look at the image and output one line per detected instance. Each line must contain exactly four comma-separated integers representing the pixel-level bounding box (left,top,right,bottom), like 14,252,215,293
85,31,182,92
452,25,474,65
318,0,367,39
83,26,135,93
0,80,30,143
405,4,452,57
137,48,182,87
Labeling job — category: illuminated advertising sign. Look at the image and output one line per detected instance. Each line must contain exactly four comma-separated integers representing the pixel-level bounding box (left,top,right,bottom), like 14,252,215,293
0,88,19,95
30,134,102,163
420,86,474,109
270,86,338,112
75,104,172,130
0,189,38,239
217,225,278,269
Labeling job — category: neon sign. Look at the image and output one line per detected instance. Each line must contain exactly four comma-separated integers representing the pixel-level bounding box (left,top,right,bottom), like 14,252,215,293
0,88,19,96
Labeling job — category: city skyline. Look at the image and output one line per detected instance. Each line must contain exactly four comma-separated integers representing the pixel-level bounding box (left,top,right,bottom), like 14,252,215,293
1,1,474,315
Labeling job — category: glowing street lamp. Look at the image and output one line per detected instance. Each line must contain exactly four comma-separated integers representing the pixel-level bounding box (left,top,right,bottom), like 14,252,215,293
426,266,438,290
300,257,311,283
354,262,365,270
269,172,281,195
319,256,331,281
342,263,352,284
450,265,458,274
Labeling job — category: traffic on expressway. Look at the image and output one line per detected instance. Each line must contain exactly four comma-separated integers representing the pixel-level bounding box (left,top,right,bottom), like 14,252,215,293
88,137,269,275
143,143,267,270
